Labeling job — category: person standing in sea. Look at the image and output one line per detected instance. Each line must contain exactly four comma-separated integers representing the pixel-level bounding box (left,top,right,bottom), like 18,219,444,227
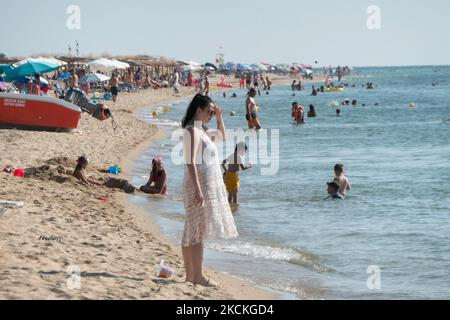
246,88,262,130
181,94,238,286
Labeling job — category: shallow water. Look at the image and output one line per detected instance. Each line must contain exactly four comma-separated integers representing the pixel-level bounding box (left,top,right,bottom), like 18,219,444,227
129,66,450,299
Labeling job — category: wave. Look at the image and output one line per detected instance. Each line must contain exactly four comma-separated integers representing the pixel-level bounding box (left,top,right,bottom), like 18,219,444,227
140,116,181,128
207,241,333,273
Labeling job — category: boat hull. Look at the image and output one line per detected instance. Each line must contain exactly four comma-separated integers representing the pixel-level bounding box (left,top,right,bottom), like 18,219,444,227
0,93,81,131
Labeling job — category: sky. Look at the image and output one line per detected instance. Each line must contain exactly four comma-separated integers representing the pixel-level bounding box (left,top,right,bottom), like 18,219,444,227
1,0,449,67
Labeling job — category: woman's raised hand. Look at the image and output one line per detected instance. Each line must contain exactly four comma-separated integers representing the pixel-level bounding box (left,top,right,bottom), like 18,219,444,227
212,103,224,118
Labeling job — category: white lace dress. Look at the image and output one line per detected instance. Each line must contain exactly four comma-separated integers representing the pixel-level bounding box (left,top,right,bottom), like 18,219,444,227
182,126,238,247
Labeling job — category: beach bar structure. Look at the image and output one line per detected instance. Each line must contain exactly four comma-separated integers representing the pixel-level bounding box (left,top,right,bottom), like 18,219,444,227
115,55,185,79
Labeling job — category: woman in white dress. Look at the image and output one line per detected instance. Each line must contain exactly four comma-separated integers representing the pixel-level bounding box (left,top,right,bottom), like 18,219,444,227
181,94,238,286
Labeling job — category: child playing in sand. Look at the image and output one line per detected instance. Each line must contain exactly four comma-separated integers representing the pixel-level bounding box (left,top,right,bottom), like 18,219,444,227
73,156,102,186
333,163,351,195
222,143,253,205
73,156,136,193
139,157,168,195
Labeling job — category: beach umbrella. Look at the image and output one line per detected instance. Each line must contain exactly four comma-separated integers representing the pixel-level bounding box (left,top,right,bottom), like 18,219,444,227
220,62,237,72
111,59,130,69
251,63,268,72
237,64,252,71
178,66,193,72
5,61,60,81
300,64,313,70
14,76,49,86
261,63,276,72
0,64,13,75
87,58,129,71
79,72,111,84
189,62,204,72
204,63,218,71
57,72,72,80
14,57,67,68
178,60,203,72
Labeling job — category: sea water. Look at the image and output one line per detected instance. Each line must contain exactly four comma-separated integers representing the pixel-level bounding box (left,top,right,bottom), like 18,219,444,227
129,66,450,299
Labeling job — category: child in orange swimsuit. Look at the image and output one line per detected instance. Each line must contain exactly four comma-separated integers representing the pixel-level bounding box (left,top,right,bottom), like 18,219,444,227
222,143,253,205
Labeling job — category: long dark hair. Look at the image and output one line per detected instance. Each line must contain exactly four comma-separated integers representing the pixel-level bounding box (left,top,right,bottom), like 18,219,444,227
73,156,88,176
181,94,212,128
151,158,164,177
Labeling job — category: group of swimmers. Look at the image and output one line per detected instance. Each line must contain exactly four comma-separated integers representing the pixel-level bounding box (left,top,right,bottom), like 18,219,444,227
291,80,304,91
221,148,351,203
291,103,317,125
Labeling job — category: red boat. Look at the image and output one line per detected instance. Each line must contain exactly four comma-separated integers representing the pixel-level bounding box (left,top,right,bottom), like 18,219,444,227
0,93,81,131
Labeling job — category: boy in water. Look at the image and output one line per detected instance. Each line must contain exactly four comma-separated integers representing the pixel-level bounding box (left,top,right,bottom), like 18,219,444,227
325,181,345,200
333,163,351,195
222,143,254,205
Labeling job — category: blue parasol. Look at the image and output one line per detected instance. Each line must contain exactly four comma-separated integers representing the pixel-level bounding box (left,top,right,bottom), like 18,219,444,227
5,61,60,81
0,64,13,75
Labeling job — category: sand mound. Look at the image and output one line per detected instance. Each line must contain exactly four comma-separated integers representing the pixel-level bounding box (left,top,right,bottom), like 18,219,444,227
44,157,77,168
24,164,71,184
24,157,78,184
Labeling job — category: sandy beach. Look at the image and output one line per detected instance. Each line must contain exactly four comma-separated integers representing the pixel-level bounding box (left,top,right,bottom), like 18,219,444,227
0,81,287,300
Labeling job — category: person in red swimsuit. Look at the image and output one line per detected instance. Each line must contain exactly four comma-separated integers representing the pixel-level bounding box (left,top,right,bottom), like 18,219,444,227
292,102,305,125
